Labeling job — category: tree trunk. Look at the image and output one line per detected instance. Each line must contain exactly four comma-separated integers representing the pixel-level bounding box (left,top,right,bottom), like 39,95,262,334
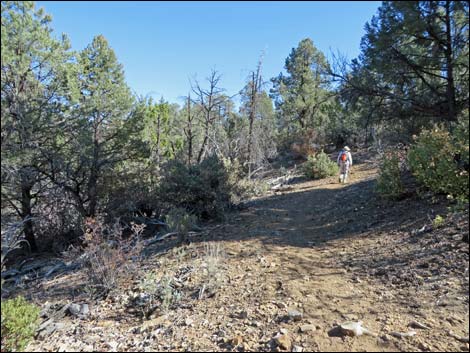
186,95,193,165
156,110,161,165
20,176,37,252
444,1,457,123
87,138,99,217
248,75,256,179
197,122,210,163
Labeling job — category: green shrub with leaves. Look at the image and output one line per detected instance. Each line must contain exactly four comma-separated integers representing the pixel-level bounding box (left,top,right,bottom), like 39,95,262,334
166,207,198,244
433,214,445,228
136,272,181,317
158,155,232,220
408,124,469,201
302,151,338,179
376,151,404,199
1,296,40,352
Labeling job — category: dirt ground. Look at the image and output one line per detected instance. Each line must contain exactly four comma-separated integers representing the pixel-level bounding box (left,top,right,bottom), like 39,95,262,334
23,151,469,352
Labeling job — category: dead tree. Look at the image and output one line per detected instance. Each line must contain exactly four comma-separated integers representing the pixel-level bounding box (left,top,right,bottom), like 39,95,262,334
191,70,226,163
246,55,264,179
183,93,195,165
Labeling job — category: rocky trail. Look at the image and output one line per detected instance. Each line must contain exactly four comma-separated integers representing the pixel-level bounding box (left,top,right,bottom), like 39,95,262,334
18,151,469,352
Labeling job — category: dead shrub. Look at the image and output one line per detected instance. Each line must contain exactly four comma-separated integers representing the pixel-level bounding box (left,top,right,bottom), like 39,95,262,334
80,217,144,298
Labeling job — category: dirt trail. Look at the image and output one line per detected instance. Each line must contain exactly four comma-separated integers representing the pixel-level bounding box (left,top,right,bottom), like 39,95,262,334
26,151,469,352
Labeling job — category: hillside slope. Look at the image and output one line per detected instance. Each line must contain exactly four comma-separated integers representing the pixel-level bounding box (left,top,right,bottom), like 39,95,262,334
25,151,469,352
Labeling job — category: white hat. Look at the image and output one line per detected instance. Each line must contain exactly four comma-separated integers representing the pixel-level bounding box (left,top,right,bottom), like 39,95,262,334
344,146,350,151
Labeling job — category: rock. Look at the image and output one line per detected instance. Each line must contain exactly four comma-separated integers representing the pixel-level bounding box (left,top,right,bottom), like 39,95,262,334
141,316,168,332
299,324,316,333
237,310,248,319
448,331,470,343
409,320,430,330
274,333,292,351
418,342,430,351
108,341,119,352
339,321,374,337
380,334,392,342
80,304,89,316
231,335,243,346
67,303,89,318
68,303,81,315
36,320,65,340
273,301,287,309
390,330,417,338
292,345,303,352
37,318,54,332
185,318,194,326
287,309,303,322
378,334,392,346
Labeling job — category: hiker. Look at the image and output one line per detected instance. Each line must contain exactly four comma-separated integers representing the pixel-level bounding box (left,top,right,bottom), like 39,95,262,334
337,146,353,183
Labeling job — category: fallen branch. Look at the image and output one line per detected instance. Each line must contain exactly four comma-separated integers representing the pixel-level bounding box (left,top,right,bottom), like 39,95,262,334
144,230,204,246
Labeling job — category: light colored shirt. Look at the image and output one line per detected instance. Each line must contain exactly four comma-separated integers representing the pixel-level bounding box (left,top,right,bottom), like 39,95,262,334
337,150,353,165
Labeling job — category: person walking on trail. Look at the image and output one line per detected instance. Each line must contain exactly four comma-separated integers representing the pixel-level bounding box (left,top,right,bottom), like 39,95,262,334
337,146,353,183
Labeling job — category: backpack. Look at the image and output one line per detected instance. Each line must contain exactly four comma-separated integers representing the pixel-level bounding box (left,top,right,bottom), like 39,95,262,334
341,152,348,162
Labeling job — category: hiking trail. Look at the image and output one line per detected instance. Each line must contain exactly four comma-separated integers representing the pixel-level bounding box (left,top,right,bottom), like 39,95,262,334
26,151,469,352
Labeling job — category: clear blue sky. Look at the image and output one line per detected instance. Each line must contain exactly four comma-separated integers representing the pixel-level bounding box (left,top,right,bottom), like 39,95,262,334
37,1,381,106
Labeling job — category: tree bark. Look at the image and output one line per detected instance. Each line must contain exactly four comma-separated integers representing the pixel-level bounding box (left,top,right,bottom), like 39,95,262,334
197,124,210,163
444,0,457,123
87,136,99,217
186,95,193,165
20,174,38,252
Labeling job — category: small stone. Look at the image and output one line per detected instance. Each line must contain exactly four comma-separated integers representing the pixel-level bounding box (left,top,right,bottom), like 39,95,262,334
274,334,292,351
339,321,366,337
141,316,168,332
231,335,243,346
292,345,303,352
381,334,392,342
418,342,430,351
299,324,316,333
80,304,89,316
288,309,303,322
68,303,82,316
108,341,119,352
185,318,193,326
238,310,248,319
390,330,417,338
409,320,430,330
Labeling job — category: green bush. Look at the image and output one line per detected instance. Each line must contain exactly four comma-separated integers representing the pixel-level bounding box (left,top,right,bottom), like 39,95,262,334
137,272,181,316
166,207,198,244
158,155,232,220
302,151,339,179
1,296,40,352
408,124,469,201
376,151,404,199
433,214,445,228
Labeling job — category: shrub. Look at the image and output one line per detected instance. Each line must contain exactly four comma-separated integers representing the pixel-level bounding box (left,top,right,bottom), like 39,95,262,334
158,155,232,220
80,218,144,298
135,272,182,317
1,296,40,352
199,242,225,299
376,151,405,199
408,124,469,201
166,207,198,244
302,151,338,179
433,214,445,228
235,178,270,200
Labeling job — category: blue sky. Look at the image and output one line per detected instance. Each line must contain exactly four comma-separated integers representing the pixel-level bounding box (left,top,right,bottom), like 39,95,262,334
37,1,381,106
